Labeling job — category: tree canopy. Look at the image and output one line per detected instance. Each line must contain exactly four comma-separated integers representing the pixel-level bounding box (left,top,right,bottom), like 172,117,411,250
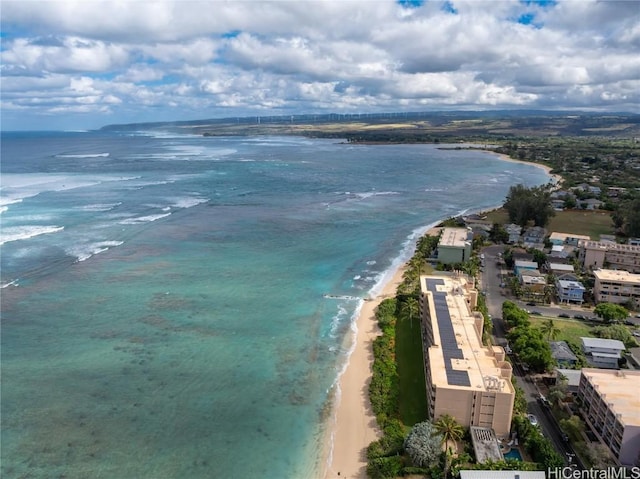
594,303,628,323
404,421,443,468
503,184,555,227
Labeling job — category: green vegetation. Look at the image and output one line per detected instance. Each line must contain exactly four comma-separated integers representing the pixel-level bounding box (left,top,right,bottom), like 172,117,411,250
594,302,629,323
547,210,614,239
504,184,555,227
403,421,443,468
513,415,564,469
502,301,554,372
527,316,593,347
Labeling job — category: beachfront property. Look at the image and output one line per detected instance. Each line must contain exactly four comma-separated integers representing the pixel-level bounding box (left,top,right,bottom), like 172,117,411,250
522,226,546,249
419,273,515,438
593,269,640,309
578,369,640,466
513,260,538,276
581,337,626,369
579,240,640,273
436,227,473,264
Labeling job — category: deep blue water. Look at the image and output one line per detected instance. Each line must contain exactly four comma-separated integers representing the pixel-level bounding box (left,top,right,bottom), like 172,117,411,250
0,130,549,478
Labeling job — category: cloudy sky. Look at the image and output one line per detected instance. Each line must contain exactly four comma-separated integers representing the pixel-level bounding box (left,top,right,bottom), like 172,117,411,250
1,0,639,130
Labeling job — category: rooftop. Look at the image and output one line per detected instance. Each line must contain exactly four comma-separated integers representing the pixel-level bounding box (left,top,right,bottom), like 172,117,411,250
593,269,640,284
469,426,503,464
581,240,640,253
581,337,626,351
550,341,578,362
421,275,514,394
550,232,591,242
581,369,640,427
439,227,471,248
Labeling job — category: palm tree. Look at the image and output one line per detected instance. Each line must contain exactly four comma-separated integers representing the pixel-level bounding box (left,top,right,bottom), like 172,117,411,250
435,414,464,477
401,297,420,329
540,318,561,341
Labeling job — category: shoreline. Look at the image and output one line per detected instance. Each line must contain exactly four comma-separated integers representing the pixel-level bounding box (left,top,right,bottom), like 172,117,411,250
321,262,407,479
319,148,556,479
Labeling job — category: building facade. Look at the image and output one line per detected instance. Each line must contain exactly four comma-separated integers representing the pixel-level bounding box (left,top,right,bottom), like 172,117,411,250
578,369,640,466
556,278,585,304
579,240,640,273
437,227,473,264
419,273,515,438
593,269,640,309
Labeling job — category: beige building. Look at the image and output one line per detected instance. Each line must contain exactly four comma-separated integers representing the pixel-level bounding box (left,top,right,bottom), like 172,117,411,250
437,227,473,264
593,269,640,309
579,240,640,273
578,369,640,466
419,273,515,438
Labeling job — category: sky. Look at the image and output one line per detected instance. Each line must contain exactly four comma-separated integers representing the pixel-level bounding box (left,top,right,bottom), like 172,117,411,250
1,0,639,131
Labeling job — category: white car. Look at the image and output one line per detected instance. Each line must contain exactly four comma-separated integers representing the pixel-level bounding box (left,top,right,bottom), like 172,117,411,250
527,414,539,426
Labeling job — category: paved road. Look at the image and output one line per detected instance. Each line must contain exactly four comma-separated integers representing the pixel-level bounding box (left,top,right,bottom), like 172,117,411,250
480,244,582,468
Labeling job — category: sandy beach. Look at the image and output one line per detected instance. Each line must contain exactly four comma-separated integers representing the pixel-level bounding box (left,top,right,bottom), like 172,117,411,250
487,151,563,187
322,264,407,479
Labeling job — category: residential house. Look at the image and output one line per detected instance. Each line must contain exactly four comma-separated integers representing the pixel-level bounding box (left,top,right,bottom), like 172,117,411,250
547,262,575,276
579,198,604,210
556,278,585,304
578,369,640,466
505,223,522,244
550,341,578,367
581,337,625,369
593,269,640,309
514,260,538,276
522,226,546,249
549,232,591,247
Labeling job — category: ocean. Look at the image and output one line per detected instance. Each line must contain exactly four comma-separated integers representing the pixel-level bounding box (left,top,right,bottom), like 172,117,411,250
0,130,550,478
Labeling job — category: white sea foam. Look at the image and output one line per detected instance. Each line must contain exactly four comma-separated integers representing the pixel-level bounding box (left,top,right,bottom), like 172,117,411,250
1,279,20,289
74,202,122,212
66,240,124,262
169,197,208,208
0,225,64,245
55,153,110,158
118,213,171,225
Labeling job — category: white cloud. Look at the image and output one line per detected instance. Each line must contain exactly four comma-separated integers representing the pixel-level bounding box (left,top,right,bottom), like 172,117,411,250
1,0,638,130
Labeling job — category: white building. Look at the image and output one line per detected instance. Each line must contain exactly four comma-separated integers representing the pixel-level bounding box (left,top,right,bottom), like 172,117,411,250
581,337,626,369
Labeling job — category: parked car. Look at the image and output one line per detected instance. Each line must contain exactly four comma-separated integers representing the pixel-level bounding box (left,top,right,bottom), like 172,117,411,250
527,414,539,426
537,394,551,407
573,314,586,320
632,331,640,338
559,313,570,318
526,302,537,306
532,311,542,316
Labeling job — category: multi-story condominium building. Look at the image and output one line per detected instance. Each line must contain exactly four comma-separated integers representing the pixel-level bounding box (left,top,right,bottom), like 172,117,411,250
579,240,640,273
578,369,640,466
419,273,515,438
437,227,473,264
593,269,640,309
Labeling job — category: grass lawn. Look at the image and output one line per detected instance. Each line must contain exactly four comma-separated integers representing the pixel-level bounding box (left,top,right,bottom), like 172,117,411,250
395,303,429,426
483,208,613,240
528,316,595,345
547,210,614,239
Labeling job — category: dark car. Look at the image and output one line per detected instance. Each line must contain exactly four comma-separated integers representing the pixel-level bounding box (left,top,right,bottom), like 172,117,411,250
559,313,570,318
532,311,542,316
526,302,537,306
574,314,586,320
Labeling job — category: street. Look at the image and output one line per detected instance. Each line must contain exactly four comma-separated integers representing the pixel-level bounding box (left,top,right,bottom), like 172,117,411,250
480,244,582,468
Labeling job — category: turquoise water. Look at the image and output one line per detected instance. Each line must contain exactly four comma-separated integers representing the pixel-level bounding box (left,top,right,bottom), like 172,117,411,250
1,131,550,478
503,448,524,461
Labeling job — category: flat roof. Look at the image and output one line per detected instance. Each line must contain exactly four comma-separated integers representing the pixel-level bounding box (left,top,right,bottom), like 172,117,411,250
556,368,582,386
550,232,591,241
557,279,584,289
582,240,640,253
549,263,575,271
439,227,470,248
514,260,538,268
421,275,514,394
581,369,640,427
593,269,640,284
469,426,502,463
